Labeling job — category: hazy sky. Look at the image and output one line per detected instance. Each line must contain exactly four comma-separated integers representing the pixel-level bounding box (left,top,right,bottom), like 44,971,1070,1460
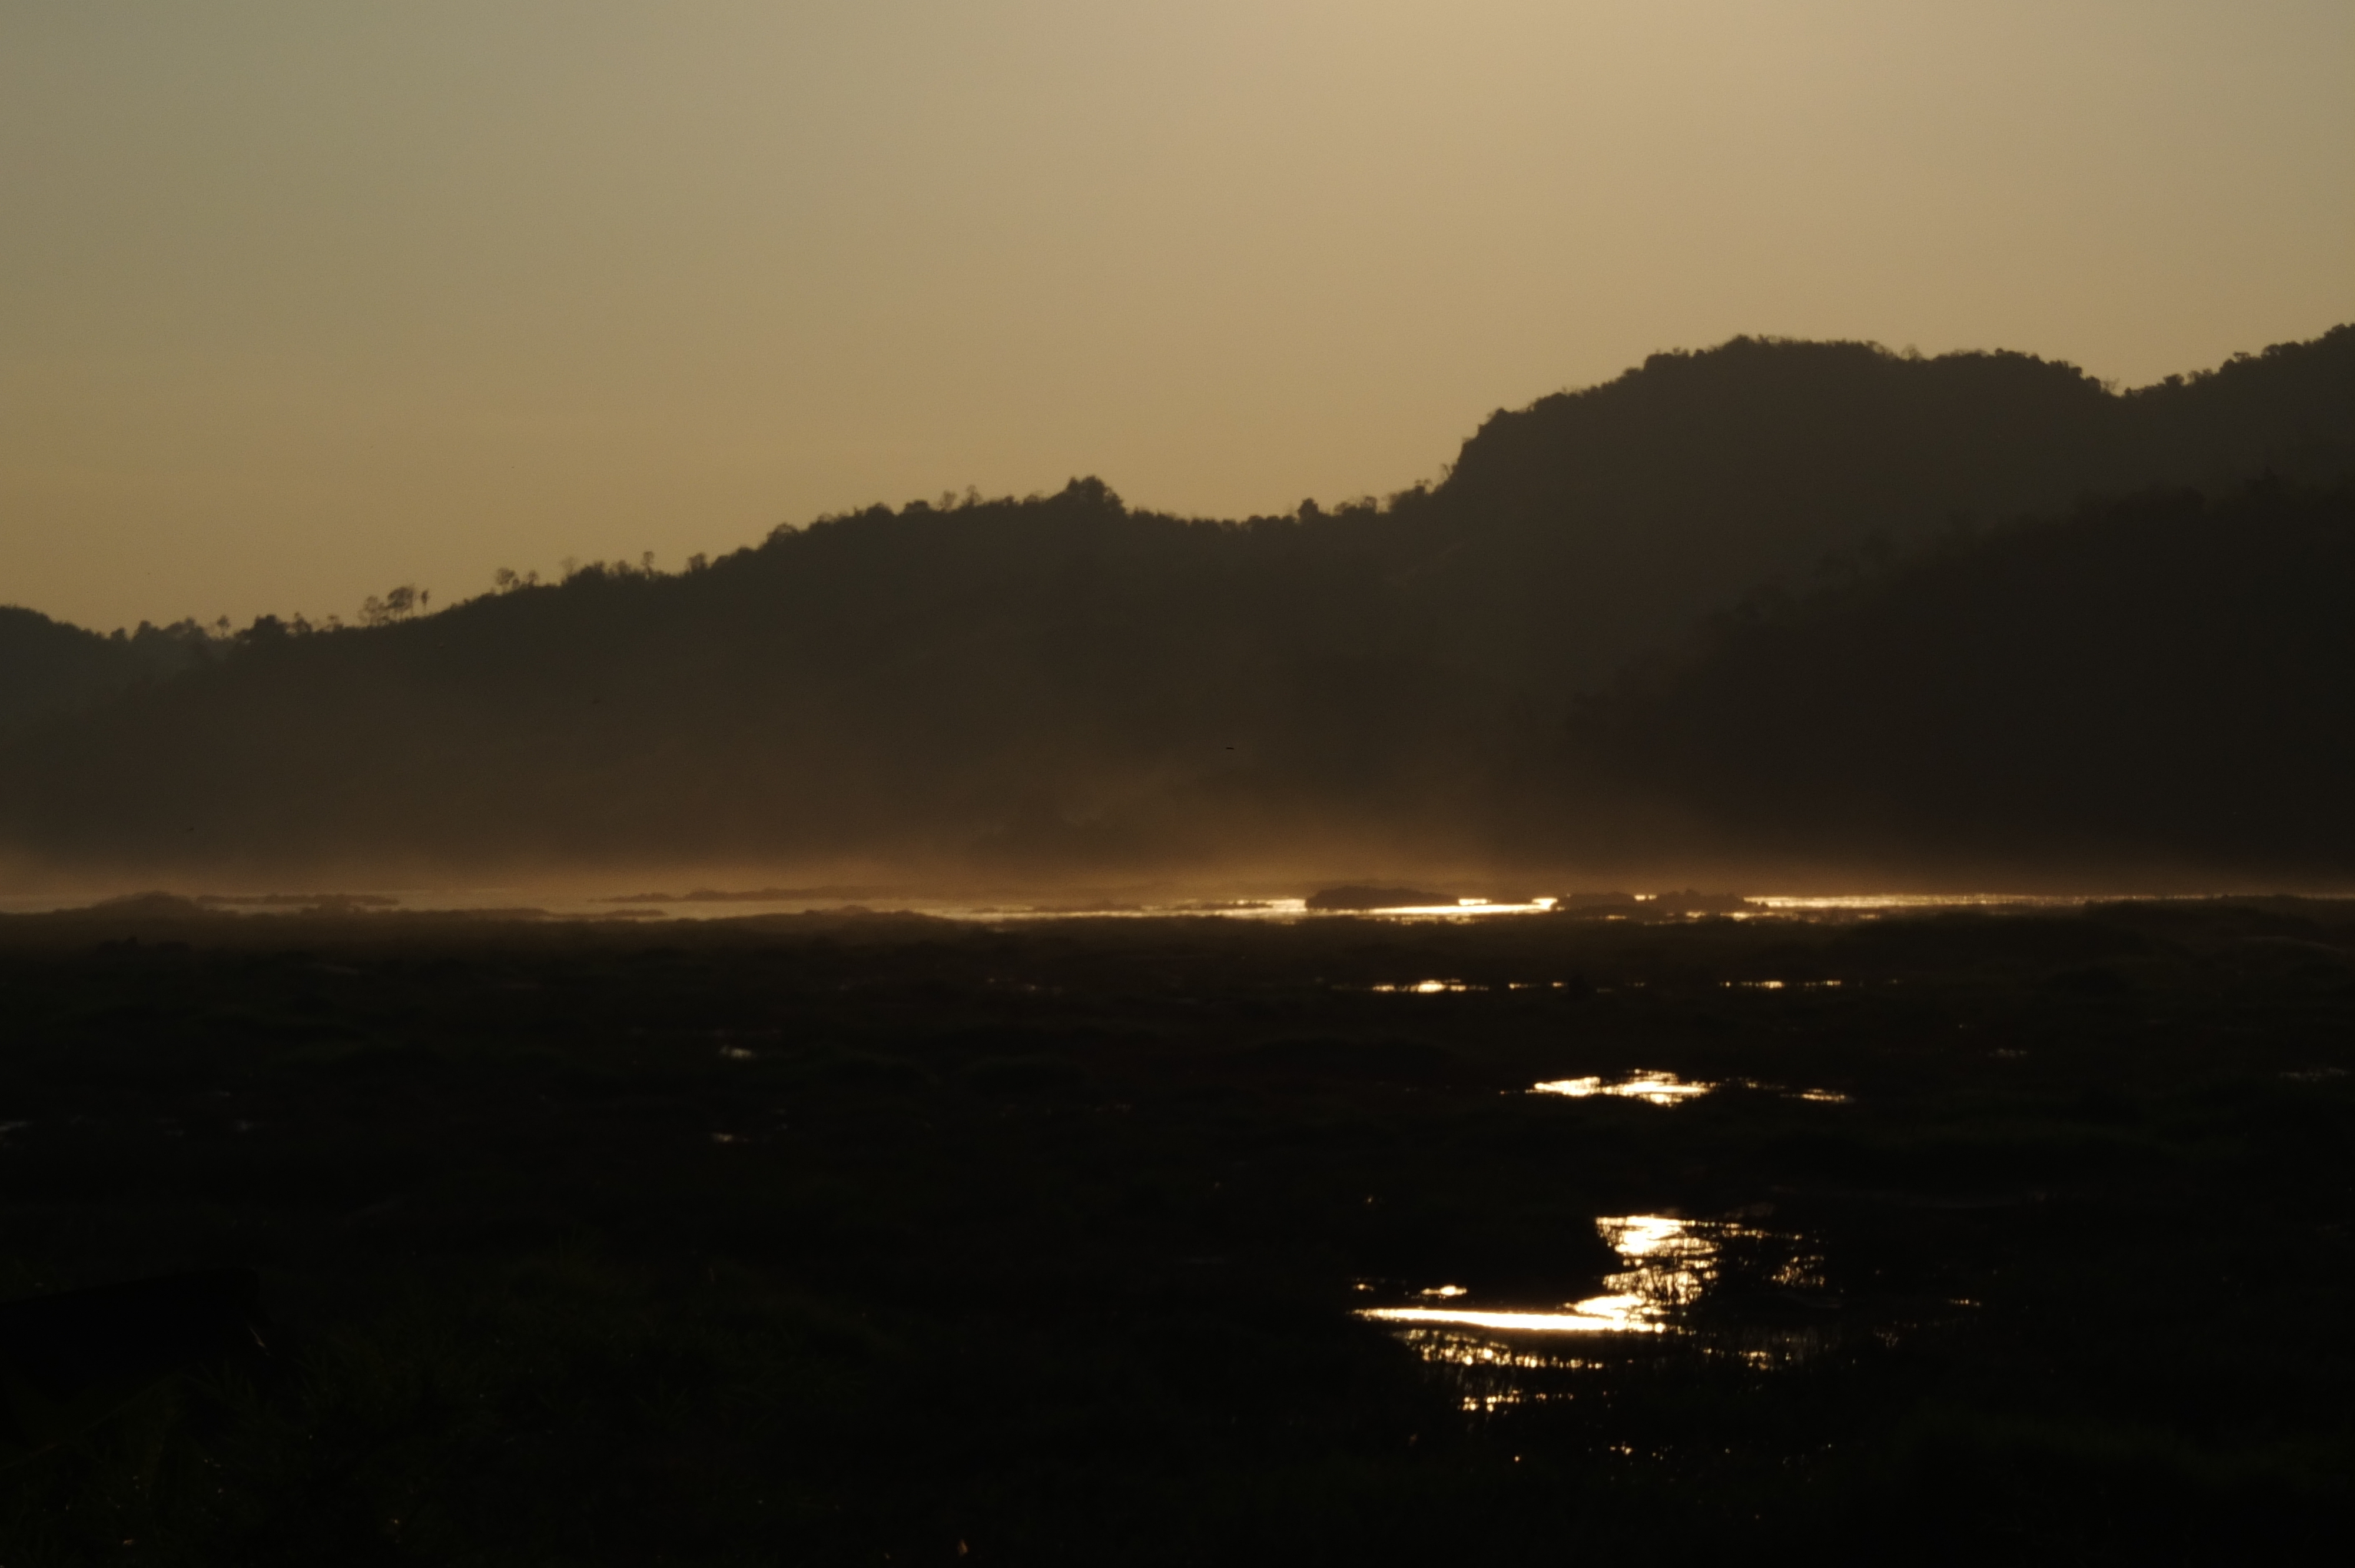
3,1,2349,631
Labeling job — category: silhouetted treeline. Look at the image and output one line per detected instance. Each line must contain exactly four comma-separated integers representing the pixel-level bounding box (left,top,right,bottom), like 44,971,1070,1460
1573,479,2355,879
0,610,209,736
0,479,1480,878
1392,325,2355,686
0,327,2349,883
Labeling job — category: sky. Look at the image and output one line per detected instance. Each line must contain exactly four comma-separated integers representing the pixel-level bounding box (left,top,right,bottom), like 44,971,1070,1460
2,1,2349,632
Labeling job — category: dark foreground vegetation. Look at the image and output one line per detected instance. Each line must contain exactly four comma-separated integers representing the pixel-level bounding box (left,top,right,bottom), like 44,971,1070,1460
3,899,2351,1563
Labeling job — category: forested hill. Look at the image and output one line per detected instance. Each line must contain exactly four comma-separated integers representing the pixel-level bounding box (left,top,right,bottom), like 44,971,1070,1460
0,609,206,735
0,327,2349,883
1570,478,2355,881
0,480,1475,879
1390,324,2355,683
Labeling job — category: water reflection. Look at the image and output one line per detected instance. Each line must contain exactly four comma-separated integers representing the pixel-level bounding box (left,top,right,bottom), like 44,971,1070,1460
21,886,2127,924
1366,1300,1663,1334
1357,1211,1840,1413
1750,893,2107,911
1358,1212,1783,1341
1531,1071,1708,1105
1366,897,1561,918
1529,1072,1852,1107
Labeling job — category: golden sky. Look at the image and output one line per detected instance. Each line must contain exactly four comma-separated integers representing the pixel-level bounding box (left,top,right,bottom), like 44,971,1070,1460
3,1,2349,630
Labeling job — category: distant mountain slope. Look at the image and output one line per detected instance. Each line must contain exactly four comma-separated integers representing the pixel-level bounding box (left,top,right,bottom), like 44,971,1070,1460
0,481,1473,877
1401,325,2355,687
0,608,206,736
1571,479,2355,879
0,327,2348,882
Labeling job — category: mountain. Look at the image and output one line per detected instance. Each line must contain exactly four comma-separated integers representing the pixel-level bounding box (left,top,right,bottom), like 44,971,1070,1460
1394,325,2355,689
0,327,2348,884
0,609,208,737
1571,478,2355,882
0,482,1469,880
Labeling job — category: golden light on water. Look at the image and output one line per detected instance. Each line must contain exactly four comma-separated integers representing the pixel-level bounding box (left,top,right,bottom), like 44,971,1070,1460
1531,1071,1710,1104
1529,1071,1853,1107
1361,1298,1663,1335
1356,1212,1762,1344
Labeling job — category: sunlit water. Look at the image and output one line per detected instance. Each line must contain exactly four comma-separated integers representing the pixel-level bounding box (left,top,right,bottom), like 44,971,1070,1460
1356,1212,1837,1407
1531,1070,1852,1106
1361,1215,1721,1336
1358,1214,1803,1340
0,888,2207,923
1532,1071,1711,1105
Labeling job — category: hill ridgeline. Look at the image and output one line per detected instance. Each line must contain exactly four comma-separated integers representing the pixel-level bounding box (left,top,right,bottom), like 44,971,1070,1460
2,327,2350,886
